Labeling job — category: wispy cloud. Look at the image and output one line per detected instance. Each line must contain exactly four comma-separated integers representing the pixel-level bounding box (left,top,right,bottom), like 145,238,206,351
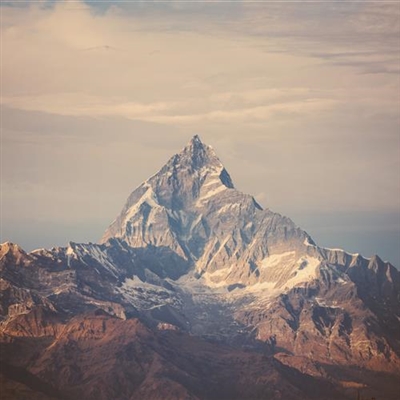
1,90,337,125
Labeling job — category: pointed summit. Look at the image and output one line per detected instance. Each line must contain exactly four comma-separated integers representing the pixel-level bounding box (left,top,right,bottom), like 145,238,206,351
101,136,236,245
190,134,202,145
185,134,211,168
155,135,234,193
162,134,227,176
185,134,211,160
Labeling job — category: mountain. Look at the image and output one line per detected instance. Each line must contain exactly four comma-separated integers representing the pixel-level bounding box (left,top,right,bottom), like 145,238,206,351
1,135,399,400
101,135,315,284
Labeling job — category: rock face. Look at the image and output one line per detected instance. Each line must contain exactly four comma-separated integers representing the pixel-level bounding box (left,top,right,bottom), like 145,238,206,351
1,136,400,400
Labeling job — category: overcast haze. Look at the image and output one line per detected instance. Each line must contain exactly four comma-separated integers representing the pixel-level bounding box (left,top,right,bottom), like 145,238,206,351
1,1,399,267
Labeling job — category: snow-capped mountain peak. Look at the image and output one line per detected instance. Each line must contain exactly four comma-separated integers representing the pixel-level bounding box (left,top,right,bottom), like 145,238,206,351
155,134,235,192
172,134,223,171
101,136,313,286
101,135,237,247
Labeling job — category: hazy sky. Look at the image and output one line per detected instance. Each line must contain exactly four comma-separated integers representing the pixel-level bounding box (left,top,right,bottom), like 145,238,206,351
1,1,399,267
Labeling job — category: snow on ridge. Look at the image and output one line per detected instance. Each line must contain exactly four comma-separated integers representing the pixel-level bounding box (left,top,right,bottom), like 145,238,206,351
203,178,222,187
323,247,361,258
202,167,225,188
124,184,161,221
31,248,47,254
88,246,120,278
196,185,228,206
304,237,314,247
65,243,120,278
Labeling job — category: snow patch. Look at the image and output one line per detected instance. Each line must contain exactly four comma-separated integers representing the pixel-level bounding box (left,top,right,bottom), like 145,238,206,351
202,266,233,288
285,257,320,288
258,253,321,292
260,251,296,269
118,276,180,310
218,203,240,214
315,297,341,309
244,280,277,293
304,237,314,247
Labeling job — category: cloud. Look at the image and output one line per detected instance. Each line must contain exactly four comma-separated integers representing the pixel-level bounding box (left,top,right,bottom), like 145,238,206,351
1,91,337,125
1,93,176,119
2,1,398,120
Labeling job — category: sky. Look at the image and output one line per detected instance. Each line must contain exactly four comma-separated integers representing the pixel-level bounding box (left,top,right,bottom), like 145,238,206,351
1,0,399,267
